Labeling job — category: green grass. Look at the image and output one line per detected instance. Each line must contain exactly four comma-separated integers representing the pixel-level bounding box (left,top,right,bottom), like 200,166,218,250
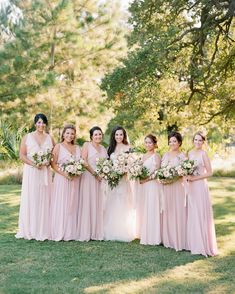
0,178,235,294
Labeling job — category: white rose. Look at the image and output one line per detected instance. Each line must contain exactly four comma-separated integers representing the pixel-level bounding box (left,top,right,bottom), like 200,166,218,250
38,150,44,156
103,166,110,173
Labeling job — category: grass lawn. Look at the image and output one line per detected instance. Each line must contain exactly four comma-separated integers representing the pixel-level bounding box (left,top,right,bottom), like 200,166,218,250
0,178,235,294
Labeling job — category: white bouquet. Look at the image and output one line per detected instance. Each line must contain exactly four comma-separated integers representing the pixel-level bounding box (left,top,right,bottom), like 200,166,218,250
31,147,52,167
151,165,179,184
112,151,135,176
175,159,198,176
59,156,85,177
128,157,149,180
95,158,121,189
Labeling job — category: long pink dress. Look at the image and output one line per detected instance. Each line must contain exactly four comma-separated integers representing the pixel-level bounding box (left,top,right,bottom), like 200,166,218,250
50,144,81,241
187,150,218,256
140,154,161,245
15,133,53,241
135,180,144,239
161,152,187,251
77,142,107,241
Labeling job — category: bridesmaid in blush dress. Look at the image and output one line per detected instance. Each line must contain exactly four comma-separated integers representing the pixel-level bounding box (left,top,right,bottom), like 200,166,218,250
77,126,107,241
186,132,218,256
50,125,81,241
16,113,54,241
139,134,162,245
161,131,187,251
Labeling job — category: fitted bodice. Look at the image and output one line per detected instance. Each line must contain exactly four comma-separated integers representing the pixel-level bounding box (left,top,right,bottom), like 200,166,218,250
188,150,206,175
161,152,186,168
86,142,107,170
26,132,53,160
143,154,160,174
57,144,81,164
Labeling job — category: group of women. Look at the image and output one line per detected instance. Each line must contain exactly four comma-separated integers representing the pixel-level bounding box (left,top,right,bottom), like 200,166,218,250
16,113,218,257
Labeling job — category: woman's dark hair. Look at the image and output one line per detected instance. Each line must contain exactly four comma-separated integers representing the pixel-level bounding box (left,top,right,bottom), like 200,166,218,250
107,126,129,157
193,131,206,142
168,131,183,146
34,113,48,125
89,126,103,140
145,134,157,146
61,124,76,145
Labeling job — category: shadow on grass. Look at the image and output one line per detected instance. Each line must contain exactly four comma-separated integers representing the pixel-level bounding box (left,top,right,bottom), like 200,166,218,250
213,196,235,220
0,202,19,233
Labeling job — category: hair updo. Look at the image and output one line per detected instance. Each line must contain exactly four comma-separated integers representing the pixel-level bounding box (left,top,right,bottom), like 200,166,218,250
89,126,103,140
168,131,183,146
61,124,76,145
145,134,157,146
34,113,48,125
193,131,206,142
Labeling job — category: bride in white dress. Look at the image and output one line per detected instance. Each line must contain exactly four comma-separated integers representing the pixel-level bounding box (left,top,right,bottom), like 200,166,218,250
103,126,136,242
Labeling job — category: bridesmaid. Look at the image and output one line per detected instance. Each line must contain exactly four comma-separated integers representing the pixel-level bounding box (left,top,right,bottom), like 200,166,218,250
186,131,218,256
77,126,107,241
104,126,135,242
139,134,162,245
16,113,54,241
50,125,81,241
161,131,187,251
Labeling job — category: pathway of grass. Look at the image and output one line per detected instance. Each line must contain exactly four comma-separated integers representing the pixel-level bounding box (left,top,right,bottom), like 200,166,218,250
0,178,235,294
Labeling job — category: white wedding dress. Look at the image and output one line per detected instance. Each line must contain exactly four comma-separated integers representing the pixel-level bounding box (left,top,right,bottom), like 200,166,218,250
103,152,136,242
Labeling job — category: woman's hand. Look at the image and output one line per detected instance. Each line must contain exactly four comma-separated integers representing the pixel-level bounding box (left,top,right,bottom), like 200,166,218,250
140,178,149,184
95,174,103,182
185,175,195,182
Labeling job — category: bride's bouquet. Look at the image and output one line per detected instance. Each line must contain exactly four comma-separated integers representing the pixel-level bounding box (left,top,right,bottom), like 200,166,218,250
175,159,198,176
151,165,179,184
112,151,135,176
95,158,121,189
128,157,149,180
59,156,85,177
31,147,52,167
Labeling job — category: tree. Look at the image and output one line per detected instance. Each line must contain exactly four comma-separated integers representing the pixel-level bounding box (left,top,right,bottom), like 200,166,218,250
101,0,235,137
0,0,127,139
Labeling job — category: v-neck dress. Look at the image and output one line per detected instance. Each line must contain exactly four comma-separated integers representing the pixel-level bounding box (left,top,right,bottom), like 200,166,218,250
15,132,53,241
50,144,81,241
77,142,107,241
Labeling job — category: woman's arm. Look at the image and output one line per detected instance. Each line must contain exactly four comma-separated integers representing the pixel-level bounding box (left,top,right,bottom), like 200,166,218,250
19,135,39,168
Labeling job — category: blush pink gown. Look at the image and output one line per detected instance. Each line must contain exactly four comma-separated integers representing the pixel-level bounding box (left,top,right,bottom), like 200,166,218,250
50,144,81,241
77,142,107,241
161,152,187,251
187,150,218,256
15,133,53,241
140,154,161,245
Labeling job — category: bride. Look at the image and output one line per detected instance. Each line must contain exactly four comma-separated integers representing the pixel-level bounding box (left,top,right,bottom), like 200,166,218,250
103,126,136,242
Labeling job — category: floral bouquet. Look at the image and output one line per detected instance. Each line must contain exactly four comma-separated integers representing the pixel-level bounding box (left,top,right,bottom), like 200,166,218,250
59,156,85,177
95,158,121,189
175,159,198,177
128,157,149,180
112,151,135,176
151,165,179,184
31,148,52,167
